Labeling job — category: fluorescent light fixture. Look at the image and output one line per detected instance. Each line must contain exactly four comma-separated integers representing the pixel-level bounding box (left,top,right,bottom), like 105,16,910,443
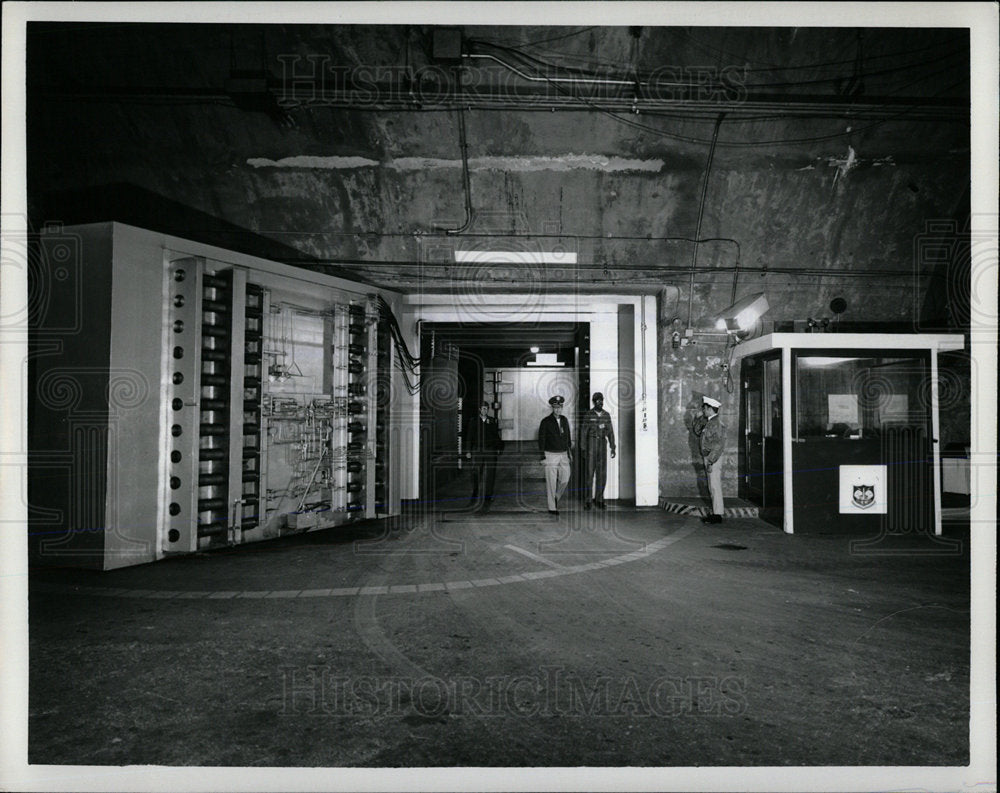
715,292,769,333
526,352,564,367
799,356,863,367
455,250,578,264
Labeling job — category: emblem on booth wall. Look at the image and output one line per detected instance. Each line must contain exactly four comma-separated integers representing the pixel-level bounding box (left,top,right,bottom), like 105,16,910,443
839,465,887,514
852,484,876,509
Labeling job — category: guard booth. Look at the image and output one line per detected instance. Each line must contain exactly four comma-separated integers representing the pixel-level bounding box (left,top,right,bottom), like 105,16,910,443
732,333,965,534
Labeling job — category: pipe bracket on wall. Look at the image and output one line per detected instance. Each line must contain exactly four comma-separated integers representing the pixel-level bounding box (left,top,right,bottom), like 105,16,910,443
686,113,726,330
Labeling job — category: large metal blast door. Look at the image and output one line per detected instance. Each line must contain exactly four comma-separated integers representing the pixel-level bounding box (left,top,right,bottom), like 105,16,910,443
419,349,460,496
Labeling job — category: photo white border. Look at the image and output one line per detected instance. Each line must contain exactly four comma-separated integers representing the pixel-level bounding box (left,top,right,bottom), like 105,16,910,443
2,3,996,791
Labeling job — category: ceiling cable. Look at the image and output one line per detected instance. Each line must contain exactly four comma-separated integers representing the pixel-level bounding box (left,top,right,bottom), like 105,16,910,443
320,262,938,280
469,37,963,96
484,26,598,49
466,51,642,87
668,28,959,73
489,29,960,77
435,103,474,235
687,113,725,330
460,39,966,147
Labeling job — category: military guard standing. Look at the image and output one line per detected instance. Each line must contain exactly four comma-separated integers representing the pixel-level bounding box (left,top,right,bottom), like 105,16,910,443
581,391,616,509
692,395,725,523
537,394,572,515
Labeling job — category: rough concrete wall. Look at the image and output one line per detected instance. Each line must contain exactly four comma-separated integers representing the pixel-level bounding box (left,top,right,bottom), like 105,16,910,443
28,39,971,503
30,109,971,499
657,338,739,499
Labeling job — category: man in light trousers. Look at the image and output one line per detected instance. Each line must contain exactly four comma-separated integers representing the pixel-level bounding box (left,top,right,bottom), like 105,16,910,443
692,395,725,523
537,394,572,515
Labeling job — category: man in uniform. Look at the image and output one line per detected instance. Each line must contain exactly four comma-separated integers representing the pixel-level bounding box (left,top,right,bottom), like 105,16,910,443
537,394,572,515
464,400,504,511
581,391,616,509
692,395,725,523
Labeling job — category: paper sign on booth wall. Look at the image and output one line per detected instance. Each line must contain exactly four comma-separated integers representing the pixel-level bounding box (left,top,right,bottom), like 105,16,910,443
828,394,859,427
839,465,887,514
880,394,909,423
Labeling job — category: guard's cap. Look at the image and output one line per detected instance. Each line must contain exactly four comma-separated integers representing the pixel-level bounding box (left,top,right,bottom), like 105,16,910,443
549,395,565,406
592,392,604,401
702,396,721,409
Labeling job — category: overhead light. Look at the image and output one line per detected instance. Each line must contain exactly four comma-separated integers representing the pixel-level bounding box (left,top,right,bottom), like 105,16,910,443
529,346,539,353
455,251,578,264
714,292,770,334
526,352,564,367
799,356,863,367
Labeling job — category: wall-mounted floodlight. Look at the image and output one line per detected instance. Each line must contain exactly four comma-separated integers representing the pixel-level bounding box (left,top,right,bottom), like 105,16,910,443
714,292,770,334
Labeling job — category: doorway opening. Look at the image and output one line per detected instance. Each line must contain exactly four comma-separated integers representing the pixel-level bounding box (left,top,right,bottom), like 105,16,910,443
418,321,588,512
739,353,784,527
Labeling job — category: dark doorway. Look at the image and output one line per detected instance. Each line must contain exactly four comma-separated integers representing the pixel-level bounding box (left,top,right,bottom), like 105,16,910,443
418,322,586,511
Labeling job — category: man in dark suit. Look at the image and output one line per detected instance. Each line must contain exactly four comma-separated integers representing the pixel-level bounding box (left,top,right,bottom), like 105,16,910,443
465,401,504,510
537,394,572,515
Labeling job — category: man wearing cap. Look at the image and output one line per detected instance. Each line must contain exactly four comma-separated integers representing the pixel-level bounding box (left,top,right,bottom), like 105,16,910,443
581,392,616,510
692,396,725,523
538,395,572,515
464,400,504,511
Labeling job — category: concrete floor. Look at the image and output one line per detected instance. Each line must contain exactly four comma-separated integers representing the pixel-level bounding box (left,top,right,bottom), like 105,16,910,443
28,452,970,768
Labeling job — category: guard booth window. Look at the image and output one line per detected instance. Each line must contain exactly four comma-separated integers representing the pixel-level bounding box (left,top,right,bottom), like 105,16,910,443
764,357,781,437
790,350,934,533
794,354,930,440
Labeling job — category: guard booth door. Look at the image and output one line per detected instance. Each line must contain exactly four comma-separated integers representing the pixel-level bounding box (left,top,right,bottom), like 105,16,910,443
741,354,783,526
